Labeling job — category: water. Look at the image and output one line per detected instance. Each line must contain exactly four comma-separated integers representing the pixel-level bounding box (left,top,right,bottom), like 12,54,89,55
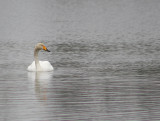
1,0,160,121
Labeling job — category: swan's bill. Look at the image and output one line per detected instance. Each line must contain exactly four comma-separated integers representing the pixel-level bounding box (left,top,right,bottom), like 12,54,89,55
43,45,50,52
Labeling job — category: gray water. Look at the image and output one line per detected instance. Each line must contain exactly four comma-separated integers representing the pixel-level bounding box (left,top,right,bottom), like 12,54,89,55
1,0,160,121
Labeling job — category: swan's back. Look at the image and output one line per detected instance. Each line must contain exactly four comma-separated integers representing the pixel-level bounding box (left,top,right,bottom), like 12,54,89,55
27,61,54,72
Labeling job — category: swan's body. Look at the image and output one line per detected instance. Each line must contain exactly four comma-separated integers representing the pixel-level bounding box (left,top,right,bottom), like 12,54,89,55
27,61,53,71
27,43,53,72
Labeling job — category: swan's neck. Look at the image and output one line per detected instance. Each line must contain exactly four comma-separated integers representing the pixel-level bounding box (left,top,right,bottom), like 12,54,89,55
34,49,42,71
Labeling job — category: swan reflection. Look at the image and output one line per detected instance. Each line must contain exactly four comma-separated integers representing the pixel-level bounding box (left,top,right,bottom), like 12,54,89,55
28,71,53,101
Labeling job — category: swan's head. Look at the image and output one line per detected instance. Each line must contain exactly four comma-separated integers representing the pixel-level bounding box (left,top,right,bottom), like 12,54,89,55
35,43,50,52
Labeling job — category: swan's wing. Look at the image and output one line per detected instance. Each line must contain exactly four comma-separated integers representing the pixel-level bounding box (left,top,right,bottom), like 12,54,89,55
39,61,54,71
27,61,36,71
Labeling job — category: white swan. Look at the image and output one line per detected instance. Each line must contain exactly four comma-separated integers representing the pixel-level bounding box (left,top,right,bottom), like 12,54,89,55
27,43,54,71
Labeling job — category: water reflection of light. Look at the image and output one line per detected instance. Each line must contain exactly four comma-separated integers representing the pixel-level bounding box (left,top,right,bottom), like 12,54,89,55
28,71,53,101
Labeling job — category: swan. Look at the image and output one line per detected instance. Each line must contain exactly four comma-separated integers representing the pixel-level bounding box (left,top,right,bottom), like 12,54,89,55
27,43,54,71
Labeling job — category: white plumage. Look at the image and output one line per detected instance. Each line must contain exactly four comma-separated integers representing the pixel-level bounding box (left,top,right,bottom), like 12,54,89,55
27,61,53,71
27,43,54,72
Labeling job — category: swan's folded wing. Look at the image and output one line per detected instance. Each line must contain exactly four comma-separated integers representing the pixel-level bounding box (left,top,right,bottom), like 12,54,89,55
27,61,36,71
39,61,54,71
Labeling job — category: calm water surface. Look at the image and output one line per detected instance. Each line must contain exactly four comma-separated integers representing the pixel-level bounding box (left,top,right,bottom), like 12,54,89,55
1,0,160,121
